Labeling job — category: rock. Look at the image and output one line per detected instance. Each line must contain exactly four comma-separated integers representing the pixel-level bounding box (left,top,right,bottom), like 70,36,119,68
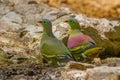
0,4,10,17
14,1,42,25
64,61,94,70
102,58,120,66
87,66,120,80
0,64,120,80
0,62,42,79
61,69,88,80
39,65,120,80
42,9,59,20
2,11,22,24
0,0,44,61
12,75,27,80
93,58,102,66
0,18,22,32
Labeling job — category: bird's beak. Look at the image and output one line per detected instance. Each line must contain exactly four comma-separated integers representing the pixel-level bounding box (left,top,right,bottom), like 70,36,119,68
64,20,68,22
38,20,42,23
36,20,42,26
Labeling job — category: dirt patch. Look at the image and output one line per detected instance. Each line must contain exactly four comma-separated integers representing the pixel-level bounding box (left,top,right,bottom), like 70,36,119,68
0,62,42,80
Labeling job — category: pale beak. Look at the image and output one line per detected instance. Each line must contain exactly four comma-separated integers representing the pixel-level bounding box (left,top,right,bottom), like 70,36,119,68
64,20,68,22
38,20,42,23
36,20,42,26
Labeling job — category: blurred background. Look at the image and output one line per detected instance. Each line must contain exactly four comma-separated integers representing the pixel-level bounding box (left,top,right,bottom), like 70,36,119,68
38,0,120,21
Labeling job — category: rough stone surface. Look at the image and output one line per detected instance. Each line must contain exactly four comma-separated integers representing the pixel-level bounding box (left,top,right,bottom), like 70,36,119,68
87,66,120,80
0,0,119,58
0,0,120,80
40,64,120,80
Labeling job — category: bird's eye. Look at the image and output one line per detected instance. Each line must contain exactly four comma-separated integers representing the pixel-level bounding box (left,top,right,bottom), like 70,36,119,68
70,20,73,23
43,21,46,23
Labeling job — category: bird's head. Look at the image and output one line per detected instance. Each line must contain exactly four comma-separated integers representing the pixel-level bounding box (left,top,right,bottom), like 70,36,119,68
65,18,80,30
38,19,54,36
41,19,52,29
68,18,80,29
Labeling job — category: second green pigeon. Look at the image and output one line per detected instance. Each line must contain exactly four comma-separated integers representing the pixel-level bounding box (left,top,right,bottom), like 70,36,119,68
66,18,103,61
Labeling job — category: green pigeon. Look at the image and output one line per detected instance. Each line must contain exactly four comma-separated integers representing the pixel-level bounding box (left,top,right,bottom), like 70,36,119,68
40,19,74,66
65,18,104,61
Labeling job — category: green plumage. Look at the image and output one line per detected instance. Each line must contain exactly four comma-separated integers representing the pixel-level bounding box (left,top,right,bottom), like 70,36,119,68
40,19,74,66
79,47,104,61
66,18,104,61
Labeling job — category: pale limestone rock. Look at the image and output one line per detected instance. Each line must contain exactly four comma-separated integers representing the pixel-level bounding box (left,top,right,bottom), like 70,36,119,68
2,11,22,24
61,70,88,80
0,18,22,32
43,10,60,20
87,66,120,80
0,4,10,16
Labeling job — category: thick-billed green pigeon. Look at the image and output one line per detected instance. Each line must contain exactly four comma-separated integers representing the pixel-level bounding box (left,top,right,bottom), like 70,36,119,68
40,19,74,66
66,18,103,61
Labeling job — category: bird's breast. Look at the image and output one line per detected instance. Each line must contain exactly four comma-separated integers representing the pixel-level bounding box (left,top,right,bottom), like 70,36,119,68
67,34,94,49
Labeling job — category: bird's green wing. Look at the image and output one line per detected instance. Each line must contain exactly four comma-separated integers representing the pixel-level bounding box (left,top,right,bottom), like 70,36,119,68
81,47,104,58
83,47,103,56
40,37,73,59
70,41,95,53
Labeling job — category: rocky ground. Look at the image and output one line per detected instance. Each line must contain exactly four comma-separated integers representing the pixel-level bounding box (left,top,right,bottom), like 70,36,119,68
0,0,120,80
